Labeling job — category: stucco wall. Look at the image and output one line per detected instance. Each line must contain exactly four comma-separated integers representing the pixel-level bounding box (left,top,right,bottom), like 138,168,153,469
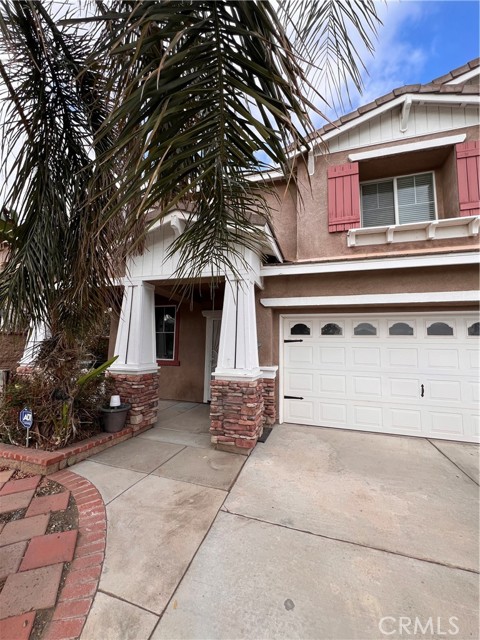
440,146,461,217
292,125,480,262
263,182,298,262
157,302,207,403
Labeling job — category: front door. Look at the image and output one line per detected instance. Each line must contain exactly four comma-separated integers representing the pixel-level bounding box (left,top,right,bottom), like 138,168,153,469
203,313,222,402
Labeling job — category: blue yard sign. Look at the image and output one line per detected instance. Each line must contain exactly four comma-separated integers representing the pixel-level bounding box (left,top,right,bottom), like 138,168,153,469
19,407,33,429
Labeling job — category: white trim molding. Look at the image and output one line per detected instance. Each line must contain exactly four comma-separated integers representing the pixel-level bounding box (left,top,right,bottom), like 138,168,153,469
347,216,480,248
261,290,479,308
260,365,278,379
260,251,479,278
348,134,466,162
446,67,480,85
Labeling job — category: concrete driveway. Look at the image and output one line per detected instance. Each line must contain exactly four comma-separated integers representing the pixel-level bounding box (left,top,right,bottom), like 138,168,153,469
154,424,479,640
72,406,479,640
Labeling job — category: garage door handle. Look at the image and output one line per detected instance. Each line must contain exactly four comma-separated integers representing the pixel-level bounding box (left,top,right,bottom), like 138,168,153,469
421,384,424,398
284,395,304,400
284,339,304,343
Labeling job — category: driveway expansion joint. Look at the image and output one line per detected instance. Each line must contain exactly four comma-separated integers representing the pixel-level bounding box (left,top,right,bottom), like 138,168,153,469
221,508,480,575
427,438,480,486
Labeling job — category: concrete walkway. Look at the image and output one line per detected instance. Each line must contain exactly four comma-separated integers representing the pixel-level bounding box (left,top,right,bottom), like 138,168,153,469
72,402,245,639
73,406,480,639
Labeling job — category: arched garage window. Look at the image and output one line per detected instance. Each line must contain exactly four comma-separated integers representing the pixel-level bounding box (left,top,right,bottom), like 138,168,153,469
468,322,480,337
354,322,377,336
389,322,414,336
321,323,343,336
427,322,454,336
291,323,311,335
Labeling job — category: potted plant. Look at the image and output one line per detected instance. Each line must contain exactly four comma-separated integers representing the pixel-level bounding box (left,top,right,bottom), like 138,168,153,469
100,395,131,433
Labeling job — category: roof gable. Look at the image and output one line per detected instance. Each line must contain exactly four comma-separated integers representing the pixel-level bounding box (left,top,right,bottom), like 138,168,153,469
309,58,479,150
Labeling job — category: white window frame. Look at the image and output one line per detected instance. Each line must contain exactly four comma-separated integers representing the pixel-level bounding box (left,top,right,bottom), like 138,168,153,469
155,304,178,364
360,170,437,228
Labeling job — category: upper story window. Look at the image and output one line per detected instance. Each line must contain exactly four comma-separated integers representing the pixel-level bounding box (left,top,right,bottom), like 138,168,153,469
155,305,179,365
361,172,436,228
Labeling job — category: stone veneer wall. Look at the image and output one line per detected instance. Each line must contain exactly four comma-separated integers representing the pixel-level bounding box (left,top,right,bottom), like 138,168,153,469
262,378,276,426
210,377,276,453
108,372,159,434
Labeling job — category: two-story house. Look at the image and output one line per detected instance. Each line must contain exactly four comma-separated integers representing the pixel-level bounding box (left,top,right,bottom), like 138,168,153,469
30,59,479,450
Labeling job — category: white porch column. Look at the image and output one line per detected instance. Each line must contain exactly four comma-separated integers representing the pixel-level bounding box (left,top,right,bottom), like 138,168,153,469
110,280,158,374
19,322,51,367
214,277,261,379
210,275,264,454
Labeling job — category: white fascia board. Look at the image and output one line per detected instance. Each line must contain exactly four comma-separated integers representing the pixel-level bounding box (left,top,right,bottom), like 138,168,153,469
246,170,285,182
348,133,467,162
312,94,479,147
446,68,480,85
260,251,479,278
264,224,283,263
410,94,480,105
260,290,479,308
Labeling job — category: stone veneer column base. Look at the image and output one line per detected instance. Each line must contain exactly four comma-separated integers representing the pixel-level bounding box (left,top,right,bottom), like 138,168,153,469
261,377,276,426
210,379,264,455
108,372,159,433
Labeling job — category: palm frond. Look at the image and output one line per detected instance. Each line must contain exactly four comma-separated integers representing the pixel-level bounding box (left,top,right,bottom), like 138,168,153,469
0,0,120,334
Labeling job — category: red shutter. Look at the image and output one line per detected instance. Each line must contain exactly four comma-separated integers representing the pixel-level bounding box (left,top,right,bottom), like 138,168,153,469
327,162,361,232
456,141,480,217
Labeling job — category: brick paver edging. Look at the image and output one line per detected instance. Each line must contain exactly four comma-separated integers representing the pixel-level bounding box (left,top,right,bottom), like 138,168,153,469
41,470,106,640
0,420,153,475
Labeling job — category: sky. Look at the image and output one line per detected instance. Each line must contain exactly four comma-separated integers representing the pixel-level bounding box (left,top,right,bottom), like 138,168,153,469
322,0,480,123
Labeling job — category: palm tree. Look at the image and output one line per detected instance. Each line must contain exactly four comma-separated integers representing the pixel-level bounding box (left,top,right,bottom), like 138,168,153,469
0,0,380,334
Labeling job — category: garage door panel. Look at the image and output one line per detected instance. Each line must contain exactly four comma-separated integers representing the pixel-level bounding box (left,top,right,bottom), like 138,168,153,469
318,347,346,365
319,403,347,426
286,372,314,393
285,399,314,423
472,414,479,438
387,348,419,367
467,349,479,370
286,345,314,365
352,348,381,366
319,375,346,394
427,410,465,437
469,380,479,404
388,377,421,400
428,380,462,402
352,376,382,397
390,408,422,433
353,405,383,429
424,349,460,369
282,313,479,443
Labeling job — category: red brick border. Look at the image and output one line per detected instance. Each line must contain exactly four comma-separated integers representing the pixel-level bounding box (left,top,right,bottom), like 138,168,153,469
41,470,106,640
0,419,154,476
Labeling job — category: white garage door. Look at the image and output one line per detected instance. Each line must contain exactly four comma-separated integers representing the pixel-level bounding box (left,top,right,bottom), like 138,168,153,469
282,314,479,443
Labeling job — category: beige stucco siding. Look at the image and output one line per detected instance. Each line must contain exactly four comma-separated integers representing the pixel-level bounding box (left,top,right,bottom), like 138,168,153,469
158,303,207,403
263,182,297,262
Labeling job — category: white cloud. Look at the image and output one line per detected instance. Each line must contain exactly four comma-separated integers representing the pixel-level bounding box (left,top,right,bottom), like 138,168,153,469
309,0,435,127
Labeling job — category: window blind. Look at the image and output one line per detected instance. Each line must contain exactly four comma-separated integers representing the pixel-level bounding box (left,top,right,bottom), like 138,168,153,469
361,181,395,227
397,173,435,224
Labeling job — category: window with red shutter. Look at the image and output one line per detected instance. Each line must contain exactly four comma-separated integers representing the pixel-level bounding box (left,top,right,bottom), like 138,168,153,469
456,141,480,217
327,162,360,232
